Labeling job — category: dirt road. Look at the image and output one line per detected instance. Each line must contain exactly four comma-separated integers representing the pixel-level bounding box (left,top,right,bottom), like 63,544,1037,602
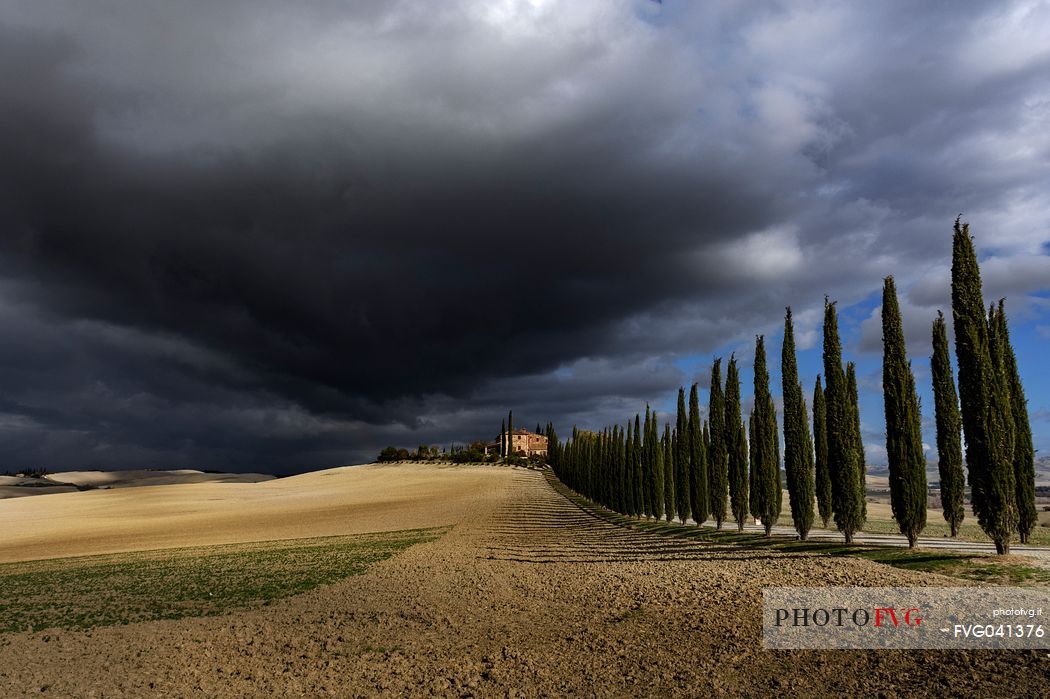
0,465,1046,696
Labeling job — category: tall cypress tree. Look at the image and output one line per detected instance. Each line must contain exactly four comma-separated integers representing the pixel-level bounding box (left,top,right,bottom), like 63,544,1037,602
847,362,867,525
782,308,815,540
734,417,749,530
753,336,782,535
689,383,709,526
748,409,758,520
500,419,507,458
997,301,1037,543
625,415,634,514
675,388,690,523
824,299,863,543
663,423,675,522
624,420,636,516
931,311,965,537
642,405,654,518
671,428,679,518
649,408,665,520
813,376,832,529
952,219,1015,554
708,359,729,528
725,357,748,530
601,429,609,505
702,420,711,518
606,428,614,506
507,410,514,458
799,396,816,523
613,421,621,510
633,413,644,517
988,302,1017,541
881,276,927,547
604,428,615,508
543,422,551,466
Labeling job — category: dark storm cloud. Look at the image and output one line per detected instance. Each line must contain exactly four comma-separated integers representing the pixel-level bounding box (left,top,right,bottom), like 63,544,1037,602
1,1,1048,470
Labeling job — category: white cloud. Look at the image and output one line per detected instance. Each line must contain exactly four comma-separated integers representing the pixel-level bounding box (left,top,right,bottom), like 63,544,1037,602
708,224,804,282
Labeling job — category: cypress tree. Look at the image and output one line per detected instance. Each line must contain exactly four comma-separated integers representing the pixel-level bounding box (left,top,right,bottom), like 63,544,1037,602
988,302,1018,538
753,336,782,535
800,397,816,522
675,388,691,523
847,362,867,525
881,276,927,547
650,408,665,520
616,424,626,514
997,302,1037,543
633,413,644,517
605,425,615,510
500,419,507,458
748,409,758,520
671,428,679,518
543,423,551,464
931,311,964,537
641,406,653,517
625,415,634,514
587,433,597,499
552,424,562,470
624,421,635,516
813,376,832,529
824,299,863,543
594,428,604,506
663,423,675,521
782,308,816,540
702,420,711,518
689,384,709,526
571,421,579,486
582,431,593,498
708,359,729,528
952,219,1015,554
613,419,621,512
624,424,631,512
604,428,615,508
507,410,514,459
736,418,750,528
725,356,748,530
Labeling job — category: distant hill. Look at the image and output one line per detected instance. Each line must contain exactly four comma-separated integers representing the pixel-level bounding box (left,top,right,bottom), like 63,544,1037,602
45,469,275,489
1037,455,1050,488
868,455,1050,488
1,469,274,500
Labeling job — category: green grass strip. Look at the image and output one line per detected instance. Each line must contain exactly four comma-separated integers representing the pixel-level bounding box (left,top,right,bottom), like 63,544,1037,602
0,527,446,634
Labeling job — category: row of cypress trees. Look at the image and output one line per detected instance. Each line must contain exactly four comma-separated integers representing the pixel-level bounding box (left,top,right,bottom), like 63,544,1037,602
549,327,820,538
549,219,1035,554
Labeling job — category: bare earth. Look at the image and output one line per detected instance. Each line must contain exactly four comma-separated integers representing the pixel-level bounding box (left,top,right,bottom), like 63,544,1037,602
0,463,1047,696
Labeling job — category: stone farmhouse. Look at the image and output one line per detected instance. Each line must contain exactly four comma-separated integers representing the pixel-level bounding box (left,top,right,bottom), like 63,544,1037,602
483,428,548,458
